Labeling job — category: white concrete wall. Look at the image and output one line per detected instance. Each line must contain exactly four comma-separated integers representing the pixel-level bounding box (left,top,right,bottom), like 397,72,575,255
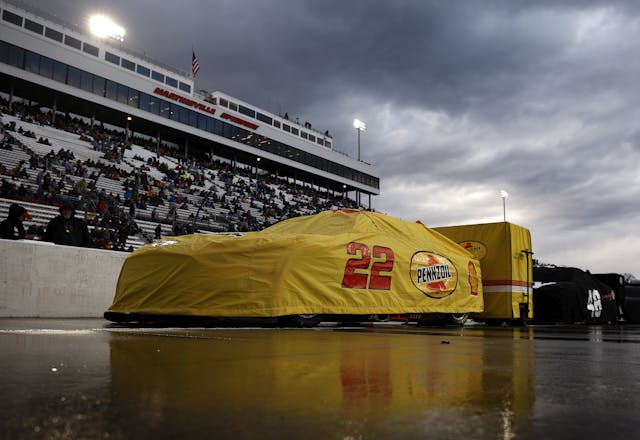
0,239,127,317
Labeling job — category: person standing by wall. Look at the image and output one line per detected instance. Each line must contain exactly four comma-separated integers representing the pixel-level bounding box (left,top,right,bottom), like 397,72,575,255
0,203,31,240
44,203,92,247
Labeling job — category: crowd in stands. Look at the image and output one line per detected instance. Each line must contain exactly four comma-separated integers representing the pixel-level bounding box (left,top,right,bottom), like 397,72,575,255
0,99,362,251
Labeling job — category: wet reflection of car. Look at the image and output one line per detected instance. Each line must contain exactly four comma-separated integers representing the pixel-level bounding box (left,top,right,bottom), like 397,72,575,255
108,328,535,439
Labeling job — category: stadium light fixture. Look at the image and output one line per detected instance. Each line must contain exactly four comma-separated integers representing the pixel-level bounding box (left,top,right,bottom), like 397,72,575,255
500,190,509,222
353,119,365,162
353,119,366,131
89,15,125,42
255,157,261,188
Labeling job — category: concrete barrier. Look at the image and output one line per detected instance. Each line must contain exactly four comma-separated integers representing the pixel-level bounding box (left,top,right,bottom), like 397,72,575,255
0,239,128,317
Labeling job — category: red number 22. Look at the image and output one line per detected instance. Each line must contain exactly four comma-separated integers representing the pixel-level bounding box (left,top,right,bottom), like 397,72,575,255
341,242,394,290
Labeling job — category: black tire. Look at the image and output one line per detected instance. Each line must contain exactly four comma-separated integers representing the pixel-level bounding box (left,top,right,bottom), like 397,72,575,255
104,311,134,323
443,313,469,326
280,314,325,328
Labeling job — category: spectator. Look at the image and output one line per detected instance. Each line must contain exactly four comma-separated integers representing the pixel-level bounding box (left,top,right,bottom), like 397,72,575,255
155,223,162,239
0,203,31,240
44,203,92,247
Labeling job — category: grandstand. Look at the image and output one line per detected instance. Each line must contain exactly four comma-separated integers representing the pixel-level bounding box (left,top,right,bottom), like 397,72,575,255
0,0,379,250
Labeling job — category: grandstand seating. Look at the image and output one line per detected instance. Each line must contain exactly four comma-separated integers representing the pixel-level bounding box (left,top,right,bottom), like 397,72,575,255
0,103,360,251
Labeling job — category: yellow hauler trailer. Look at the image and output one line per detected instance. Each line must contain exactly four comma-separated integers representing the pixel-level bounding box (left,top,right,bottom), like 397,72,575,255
434,222,533,322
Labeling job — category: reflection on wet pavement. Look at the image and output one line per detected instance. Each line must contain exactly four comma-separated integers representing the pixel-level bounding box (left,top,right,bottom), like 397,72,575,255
1,321,639,439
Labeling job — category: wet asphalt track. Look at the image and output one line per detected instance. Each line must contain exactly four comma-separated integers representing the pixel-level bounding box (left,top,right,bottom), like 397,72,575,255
1,319,640,440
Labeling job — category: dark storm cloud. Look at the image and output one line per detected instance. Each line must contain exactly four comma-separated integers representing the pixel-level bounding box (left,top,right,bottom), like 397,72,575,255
36,1,640,273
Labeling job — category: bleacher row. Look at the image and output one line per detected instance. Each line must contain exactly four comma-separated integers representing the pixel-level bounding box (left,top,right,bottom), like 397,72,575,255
0,105,359,250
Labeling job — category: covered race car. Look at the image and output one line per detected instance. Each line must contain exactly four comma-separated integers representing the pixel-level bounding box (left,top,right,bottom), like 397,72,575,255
105,210,483,326
533,266,617,324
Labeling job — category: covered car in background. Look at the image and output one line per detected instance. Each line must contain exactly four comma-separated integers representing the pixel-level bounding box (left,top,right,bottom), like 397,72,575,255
533,266,617,324
105,210,483,326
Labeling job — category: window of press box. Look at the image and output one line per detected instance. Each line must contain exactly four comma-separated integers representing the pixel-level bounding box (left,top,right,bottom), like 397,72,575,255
2,10,23,26
24,19,43,34
291,127,299,136
165,76,178,87
105,51,119,65
151,70,164,82
219,98,228,107
105,80,117,100
159,101,171,118
121,58,135,71
24,50,39,73
0,41,7,64
137,65,150,77
228,101,238,111
148,96,160,115
239,105,255,118
273,120,281,128
39,55,54,79
8,44,23,68
66,66,82,88
256,113,272,124
64,35,82,50
117,83,129,104
128,88,139,107
92,76,105,96
82,43,99,57
52,60,66,83
45,27,63,42
80,70,93,92
179,82,191,93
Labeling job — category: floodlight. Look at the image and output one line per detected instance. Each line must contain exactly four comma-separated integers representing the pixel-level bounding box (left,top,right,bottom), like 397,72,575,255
500,190,509,199
353,119,366,131
89,15,125,41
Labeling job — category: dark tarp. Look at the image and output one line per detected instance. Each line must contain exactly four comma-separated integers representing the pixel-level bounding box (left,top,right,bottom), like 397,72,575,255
533,266,617,324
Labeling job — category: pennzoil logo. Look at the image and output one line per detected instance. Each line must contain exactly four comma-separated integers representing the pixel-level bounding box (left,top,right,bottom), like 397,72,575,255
410,251,458,298
460,241,487,260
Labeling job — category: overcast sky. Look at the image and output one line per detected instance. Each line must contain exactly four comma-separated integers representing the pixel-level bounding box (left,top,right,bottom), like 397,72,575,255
42,0,640,274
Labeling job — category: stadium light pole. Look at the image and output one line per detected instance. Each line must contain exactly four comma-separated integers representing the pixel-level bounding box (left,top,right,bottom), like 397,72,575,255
255,157,261,190
353,119,366,161
353,119,365,208
125,116,131,141
500,189,509,222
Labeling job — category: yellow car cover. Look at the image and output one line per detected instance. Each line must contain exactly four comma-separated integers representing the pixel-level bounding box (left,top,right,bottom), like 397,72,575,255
108,210,483,317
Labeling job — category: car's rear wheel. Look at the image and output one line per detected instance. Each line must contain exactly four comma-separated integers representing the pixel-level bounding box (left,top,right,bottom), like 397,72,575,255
280,314,325,328
443,313,469,326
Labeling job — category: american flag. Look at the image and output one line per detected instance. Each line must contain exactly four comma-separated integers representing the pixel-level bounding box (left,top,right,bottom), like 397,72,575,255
192,50,200,78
